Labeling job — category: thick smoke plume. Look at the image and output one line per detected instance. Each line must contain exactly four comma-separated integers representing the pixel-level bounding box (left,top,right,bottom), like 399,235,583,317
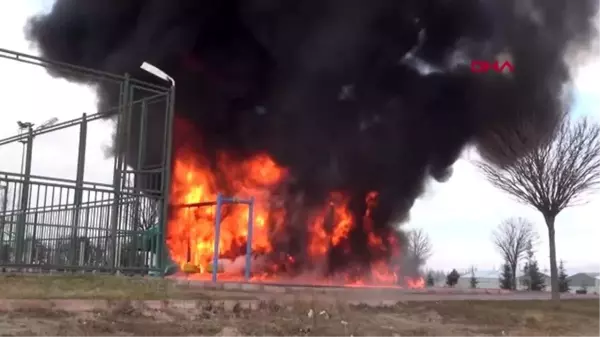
26,0,598,277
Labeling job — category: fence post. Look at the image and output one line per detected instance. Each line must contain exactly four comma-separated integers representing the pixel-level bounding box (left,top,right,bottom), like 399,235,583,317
131,99,147,269
30,212,39,264
158,85,176,275
14,126,33,265
69,113,87,266
0,184,8,258
109,74,130,273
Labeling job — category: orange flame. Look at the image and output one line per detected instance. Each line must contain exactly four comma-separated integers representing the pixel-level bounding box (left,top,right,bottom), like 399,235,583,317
166,142,424,288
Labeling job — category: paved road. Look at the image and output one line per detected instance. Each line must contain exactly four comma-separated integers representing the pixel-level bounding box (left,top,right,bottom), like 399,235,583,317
177,279,600,302
336,290,599,302
287,287,599,302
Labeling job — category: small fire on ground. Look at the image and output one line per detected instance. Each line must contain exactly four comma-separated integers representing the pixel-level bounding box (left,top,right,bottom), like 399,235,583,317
166,123,424,289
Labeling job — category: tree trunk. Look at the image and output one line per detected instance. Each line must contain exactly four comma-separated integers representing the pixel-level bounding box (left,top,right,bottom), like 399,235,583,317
510,263,518,290
544,213,560,301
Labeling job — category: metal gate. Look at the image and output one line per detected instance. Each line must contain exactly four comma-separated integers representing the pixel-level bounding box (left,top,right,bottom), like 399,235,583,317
0,48,175,275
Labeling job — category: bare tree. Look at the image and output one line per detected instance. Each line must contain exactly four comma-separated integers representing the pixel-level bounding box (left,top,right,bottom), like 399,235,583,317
478,117,600,300
130,197,160,231
406,228,433,268
124,177,160,231
492,217,539,290
424,268,446,286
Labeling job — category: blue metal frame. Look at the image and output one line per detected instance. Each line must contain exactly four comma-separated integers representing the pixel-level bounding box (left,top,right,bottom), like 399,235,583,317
211,194,256,282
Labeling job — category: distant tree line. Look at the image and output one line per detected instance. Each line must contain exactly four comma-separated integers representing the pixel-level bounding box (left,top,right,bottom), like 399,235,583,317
494,217,570,293
478,116,600,301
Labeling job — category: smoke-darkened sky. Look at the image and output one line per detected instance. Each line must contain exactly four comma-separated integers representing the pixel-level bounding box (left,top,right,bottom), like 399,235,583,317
25,0,599,228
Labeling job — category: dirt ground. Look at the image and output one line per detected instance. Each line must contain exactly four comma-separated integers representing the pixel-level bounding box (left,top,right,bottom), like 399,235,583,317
0,274,597,336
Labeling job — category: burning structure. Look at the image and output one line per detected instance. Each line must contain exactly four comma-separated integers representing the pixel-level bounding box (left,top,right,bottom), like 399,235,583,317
25,0,598,286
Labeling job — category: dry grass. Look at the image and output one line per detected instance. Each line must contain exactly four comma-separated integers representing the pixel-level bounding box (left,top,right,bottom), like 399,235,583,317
0,274,183,299
0,274,264,300
0,274,597,336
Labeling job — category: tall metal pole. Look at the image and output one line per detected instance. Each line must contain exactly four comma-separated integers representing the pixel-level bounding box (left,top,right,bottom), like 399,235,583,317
16,123,32,211
14,126,34,265
159,85,175,275
156,85,175,274
140,61,175,276
19,143,26,177
244,197,255,281
0,184,8,257
212,193,223,283
109,75,130,272
69,113,87,266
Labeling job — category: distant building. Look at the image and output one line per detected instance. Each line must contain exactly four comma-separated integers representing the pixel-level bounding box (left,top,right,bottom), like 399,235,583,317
456,269,502,289
567,272,600,294
452,269,553,291
438,267,600,293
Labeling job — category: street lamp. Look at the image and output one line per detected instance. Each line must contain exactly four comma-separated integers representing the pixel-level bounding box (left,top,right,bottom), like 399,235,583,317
140,62,175,87
16,121,34,130
15,118,59,208
16,118,59,176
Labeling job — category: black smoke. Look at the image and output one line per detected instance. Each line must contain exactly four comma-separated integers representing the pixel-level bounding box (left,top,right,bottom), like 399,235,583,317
26,0,598,279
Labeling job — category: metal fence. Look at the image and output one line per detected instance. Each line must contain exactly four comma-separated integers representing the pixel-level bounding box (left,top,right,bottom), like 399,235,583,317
0,48,175,274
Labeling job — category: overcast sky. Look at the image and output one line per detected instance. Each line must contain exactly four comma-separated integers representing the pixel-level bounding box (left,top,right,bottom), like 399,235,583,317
1,1,598,274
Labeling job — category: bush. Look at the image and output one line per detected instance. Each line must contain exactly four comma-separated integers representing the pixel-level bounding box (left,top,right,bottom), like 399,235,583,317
499,263,513,290
446,269,460,287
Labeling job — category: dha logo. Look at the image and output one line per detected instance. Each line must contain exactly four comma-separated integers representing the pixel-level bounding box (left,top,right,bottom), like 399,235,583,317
470,60,515,73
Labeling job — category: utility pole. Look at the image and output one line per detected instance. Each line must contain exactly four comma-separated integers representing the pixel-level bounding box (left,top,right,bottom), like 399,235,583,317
16,122,33,210
17,122,33,176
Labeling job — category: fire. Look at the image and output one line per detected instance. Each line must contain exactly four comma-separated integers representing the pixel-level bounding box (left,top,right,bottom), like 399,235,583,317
307,192,352,258
167,149,282,273
166,128,424,288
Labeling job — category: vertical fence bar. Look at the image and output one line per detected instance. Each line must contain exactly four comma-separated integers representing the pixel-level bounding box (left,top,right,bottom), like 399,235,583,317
244,197,255,281
69,114,87,266
30,212,38,264
15,126,34,264
211,193,223,283
137,100,148,172
121,78,136,270
0,184,7,258
158,85,176,274
110,75,130,272
132,100,147,270
133,99,148,218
